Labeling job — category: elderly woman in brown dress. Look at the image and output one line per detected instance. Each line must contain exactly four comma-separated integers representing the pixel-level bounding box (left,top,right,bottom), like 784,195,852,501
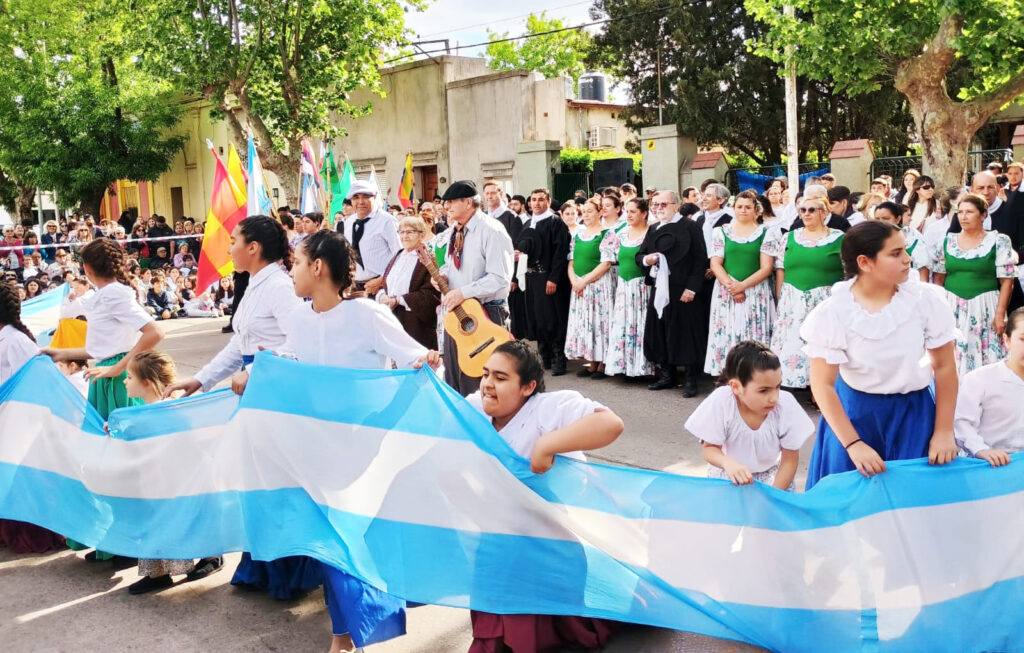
376,216,442,348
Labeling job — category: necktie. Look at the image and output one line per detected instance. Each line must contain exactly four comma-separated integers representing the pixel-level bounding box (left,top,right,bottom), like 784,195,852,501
352,216,370,263
451,225,465,270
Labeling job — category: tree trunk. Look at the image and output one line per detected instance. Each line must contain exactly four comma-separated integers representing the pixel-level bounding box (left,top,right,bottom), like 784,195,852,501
910,98,976,190
261,148,300,208
15,183,35,225
221,96,302,210
78,187,107,221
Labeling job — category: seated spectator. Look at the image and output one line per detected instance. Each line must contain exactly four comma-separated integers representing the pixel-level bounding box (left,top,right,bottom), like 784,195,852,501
213,276,234,314
23,278,42,299
61,278,94,319
45,249,78,278
173,243,197,272
146,273,180,320
22,253,43,280
149,246,172,270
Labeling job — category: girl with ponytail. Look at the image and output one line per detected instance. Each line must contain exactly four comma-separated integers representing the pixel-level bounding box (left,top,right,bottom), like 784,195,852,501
41,238,164,562
0,280,67,553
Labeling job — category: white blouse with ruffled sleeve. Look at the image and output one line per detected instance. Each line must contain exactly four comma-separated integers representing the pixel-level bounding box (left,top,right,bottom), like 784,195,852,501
800,279,956,394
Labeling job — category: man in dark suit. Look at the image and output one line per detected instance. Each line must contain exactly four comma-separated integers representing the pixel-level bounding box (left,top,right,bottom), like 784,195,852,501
517,188,571,375
483,181,527,338
639,190,709,397
788,185,853,232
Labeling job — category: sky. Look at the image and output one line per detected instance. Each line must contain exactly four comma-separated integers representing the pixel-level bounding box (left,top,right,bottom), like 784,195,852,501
403,0,596,60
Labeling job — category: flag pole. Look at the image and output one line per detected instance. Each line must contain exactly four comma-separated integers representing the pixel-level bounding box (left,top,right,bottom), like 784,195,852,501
324,139,334,226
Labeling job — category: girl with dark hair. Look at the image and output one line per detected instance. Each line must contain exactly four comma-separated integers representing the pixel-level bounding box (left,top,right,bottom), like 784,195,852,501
230,230,438,653
40,239,163,561
685,341,813,488
600,193,625,232
872,201,930,279
466,340,624,653
0,280,68,554
704,190,782,376
801,221,959,488
565,198,618,377
163,215,302,587
605,198,654,377
929,194,1018,374
955,308,1024,465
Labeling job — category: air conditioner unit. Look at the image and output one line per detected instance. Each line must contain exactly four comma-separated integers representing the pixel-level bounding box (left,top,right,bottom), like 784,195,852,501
588,127,617,150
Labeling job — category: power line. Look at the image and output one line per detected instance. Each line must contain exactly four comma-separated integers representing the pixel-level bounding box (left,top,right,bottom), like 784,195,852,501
384,5,673,65
416,1,593,39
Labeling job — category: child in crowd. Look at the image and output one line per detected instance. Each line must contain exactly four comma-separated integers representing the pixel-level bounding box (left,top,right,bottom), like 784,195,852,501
146,273,180,320
122,350,199,594
954,308,1024,465
686,341,813,488
466,340,624,653
213,276,234,314
56,358,90,397
801,221,959,489
61,277,94,319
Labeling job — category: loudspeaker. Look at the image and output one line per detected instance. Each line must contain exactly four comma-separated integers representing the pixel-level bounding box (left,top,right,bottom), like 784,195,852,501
593,158,635,190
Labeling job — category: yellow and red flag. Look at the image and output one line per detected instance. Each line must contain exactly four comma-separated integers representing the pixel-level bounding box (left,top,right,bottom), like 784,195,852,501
397,152,414,209
197,140,248,291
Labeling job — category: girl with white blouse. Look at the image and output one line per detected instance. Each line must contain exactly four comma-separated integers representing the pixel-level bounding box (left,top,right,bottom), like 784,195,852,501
801,221,960,489
954,308,1024,466
686,341,813,489
0,280,66,554
41,239,164,562
466,340,624,653
163,216,305,595
233,231,439,653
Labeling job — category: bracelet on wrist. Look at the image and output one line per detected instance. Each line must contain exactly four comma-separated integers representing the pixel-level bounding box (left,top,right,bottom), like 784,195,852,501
844,438,862,451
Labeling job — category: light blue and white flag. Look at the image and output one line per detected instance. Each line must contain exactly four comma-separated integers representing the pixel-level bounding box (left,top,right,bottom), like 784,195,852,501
246,127,274,217
21,282,68,339
1,353,1023,653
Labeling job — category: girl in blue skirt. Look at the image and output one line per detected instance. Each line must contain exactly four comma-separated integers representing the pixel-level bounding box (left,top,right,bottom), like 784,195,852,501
801,221,960,489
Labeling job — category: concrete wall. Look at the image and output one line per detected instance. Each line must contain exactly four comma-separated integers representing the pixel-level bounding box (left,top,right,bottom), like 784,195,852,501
564,104,632,151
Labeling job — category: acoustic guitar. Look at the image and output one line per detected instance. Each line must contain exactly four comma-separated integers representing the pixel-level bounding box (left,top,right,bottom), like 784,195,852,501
416,245,513,378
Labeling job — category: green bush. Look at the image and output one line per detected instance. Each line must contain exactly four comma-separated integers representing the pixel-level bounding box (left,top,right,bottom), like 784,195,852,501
560,147,641,173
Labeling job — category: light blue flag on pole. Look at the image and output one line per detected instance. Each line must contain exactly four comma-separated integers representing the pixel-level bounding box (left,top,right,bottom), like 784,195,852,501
246,127,274,217
2,353,1024,653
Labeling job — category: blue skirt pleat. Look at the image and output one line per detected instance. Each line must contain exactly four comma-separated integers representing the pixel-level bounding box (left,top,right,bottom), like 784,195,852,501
323,564,407,647
230,553,324,600
805,375,935,490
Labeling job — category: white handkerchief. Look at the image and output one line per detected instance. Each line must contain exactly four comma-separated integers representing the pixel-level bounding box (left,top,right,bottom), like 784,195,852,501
652,253,670,319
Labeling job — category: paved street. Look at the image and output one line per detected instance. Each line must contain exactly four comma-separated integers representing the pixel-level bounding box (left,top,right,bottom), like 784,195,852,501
1,317,817,652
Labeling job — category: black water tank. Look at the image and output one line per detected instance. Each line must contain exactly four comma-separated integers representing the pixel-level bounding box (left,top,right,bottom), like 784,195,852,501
578,71,608,102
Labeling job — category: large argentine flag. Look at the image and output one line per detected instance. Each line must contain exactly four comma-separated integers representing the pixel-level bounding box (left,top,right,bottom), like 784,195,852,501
21,282,69,341
1,353,1023,652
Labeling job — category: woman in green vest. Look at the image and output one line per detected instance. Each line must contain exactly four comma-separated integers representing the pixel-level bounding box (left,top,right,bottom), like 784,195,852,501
704,190,783,376
770,196,845,388
872,201,931,280
930,194,1017,375
565,198,618,378
605,197,654,377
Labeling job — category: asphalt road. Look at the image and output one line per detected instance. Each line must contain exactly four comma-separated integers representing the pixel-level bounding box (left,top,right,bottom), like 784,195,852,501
1,317,819,653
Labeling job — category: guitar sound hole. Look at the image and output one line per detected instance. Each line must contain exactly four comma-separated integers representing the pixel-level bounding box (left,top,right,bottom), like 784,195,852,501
460,317,477,332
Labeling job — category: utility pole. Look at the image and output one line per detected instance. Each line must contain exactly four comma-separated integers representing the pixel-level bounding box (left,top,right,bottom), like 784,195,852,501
784,5,799,192
657,44,664,126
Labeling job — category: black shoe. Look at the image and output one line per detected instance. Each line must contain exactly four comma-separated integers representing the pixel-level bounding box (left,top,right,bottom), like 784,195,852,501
221,324,234,334
591,370,607,380
648,377,677,390
681,380,698,398
186,556,224,582
576,367,593,378
129,574,173,595
542,358,553,370
110,555,138,570
552,360,568,376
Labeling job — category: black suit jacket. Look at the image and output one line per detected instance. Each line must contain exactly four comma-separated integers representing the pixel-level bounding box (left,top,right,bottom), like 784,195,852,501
517,214,570,285
492,209,524,244
636,219,708,295
695,210,732,234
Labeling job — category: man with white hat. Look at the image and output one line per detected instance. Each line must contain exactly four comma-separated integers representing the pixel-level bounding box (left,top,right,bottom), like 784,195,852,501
341,180,400,295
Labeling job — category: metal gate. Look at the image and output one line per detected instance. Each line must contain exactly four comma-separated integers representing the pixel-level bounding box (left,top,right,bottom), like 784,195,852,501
553,172,591,204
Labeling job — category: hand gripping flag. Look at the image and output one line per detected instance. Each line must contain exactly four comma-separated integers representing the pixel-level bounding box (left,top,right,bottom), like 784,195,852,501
246,127,274,217
197,140,248,291
398,152,415,209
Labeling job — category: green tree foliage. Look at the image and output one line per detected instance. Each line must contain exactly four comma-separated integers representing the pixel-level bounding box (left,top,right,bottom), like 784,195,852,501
485,13,594,85
0,0,186,219
589,0,914,166
560,147,640,173
746,0,1024,186
136,0,419,205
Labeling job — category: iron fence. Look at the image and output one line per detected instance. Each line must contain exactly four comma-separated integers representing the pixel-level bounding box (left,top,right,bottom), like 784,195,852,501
870,149,1014,186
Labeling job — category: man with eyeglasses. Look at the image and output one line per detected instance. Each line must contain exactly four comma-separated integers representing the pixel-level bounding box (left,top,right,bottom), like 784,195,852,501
638,190,709,397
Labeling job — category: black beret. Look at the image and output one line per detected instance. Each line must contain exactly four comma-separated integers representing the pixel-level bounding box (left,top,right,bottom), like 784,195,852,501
440,180,478,201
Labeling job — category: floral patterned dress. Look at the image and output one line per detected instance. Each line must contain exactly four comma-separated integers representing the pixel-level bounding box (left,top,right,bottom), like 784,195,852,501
704,224,783,376
930,231,1018,375
770,228,845,388
564,229,619,361
604,228,653,377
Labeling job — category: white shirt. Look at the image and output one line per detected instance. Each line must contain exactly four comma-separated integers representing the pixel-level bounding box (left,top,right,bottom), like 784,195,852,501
379,249,419,310
66,370,89,397
466,389,602,461
922,214,952,254
83,282,153,362
60,289,94,319
0,324,38,385
800,279,956,394
954,362,1024,456
527,209,553,227
343,208,400,281
847,211,866,226
486,203,508,218
281,298,426,369
684,386,813,472
195,264,301,390
700,209,728,254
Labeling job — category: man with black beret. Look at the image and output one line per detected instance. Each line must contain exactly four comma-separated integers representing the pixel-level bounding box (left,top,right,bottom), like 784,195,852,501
437,180,514,394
